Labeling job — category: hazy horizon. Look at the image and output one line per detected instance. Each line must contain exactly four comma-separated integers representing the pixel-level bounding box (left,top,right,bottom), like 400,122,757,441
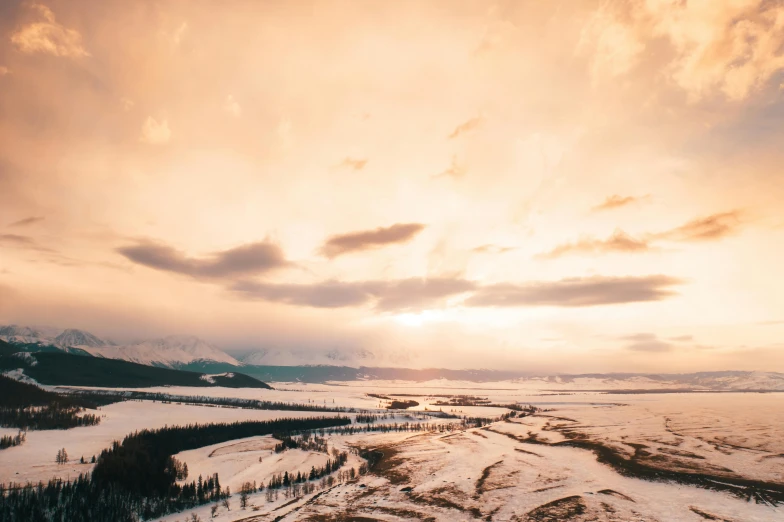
2,0,784,373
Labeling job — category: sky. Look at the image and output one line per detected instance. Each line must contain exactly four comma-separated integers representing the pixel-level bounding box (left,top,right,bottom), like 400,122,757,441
1,0,784,373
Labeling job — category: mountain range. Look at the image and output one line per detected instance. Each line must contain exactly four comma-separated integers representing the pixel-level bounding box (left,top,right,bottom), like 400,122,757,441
0,324,405,369
0,325,239,368
2,324,784,389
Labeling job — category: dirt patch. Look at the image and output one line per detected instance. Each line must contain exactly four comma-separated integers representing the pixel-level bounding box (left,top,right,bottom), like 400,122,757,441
657,447,706,460
689,506,736,521
515,447,543,457
714,437,766,453
410,485,483,518
475,460,503,495
269,486,340,522
538,414,579,423
471,431,488,439
522,495,587,521
531,484,565,493
366,446,410,485
441,432,474,444
302,513,378,522
352,485,382,502
650,437,684,447
371,505,437,520
271,497,301,511
643,453,735,475
486,427,548,445
597,489,635,502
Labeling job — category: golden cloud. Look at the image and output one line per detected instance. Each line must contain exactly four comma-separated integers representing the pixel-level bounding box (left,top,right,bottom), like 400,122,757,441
11,4,89,58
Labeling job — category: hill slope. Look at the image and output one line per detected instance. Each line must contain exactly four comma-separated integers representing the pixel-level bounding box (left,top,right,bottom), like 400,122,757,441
0,345,271,389
83,335,240,367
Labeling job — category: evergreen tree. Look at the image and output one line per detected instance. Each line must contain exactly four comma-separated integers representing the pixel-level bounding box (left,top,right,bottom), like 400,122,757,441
213,473,221,498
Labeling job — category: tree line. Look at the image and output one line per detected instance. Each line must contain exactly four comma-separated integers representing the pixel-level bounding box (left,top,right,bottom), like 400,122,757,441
0,375,108,433
63,389,358,413
0,431,25,449
0,405,101,431
0,416,351,522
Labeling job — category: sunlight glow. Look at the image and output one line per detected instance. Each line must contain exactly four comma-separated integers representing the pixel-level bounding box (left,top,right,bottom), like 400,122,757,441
392,310,446,327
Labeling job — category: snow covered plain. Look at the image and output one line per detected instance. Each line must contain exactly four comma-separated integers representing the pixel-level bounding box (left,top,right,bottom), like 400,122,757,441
2,380,783,520
0,401,326,485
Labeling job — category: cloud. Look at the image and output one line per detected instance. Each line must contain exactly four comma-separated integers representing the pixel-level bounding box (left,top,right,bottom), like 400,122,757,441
539,210,742,258
117,240,289,280
230,277,476,311
233,274,680,311
472,244,515,254
0,66,9,76
172,21,188,46
580,1,784,100
230,280,370,308
338,157,368,171
224,95,241,117
537,230,650,259
120,98,134,111
0,233,124,268
433,155,465,179
1,234,38,247
448,116,483,139
464,275,683,308
622,333,674,353
140,117,171,144
319,223,426,258
371,278,476,311
0,233,55,253
578,6,645,82
656,211,743,242
10,4,89,58
8,216,44,228
592,194,645,212
475,16,519,55
669,335,693,342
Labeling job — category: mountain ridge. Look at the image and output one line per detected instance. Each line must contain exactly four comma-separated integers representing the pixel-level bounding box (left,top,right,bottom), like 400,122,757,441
0,340,271,389
1,325,239,368
3,325,784,389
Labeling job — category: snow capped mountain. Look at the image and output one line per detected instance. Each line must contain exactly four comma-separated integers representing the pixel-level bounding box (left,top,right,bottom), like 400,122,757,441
240,347,371,366
84,335,240,367
1,325,239,368
0,324,60,345
239,346,415,367
54,328,108,348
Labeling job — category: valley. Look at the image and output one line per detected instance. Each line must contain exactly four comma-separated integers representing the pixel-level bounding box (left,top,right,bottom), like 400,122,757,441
2,369,782,521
